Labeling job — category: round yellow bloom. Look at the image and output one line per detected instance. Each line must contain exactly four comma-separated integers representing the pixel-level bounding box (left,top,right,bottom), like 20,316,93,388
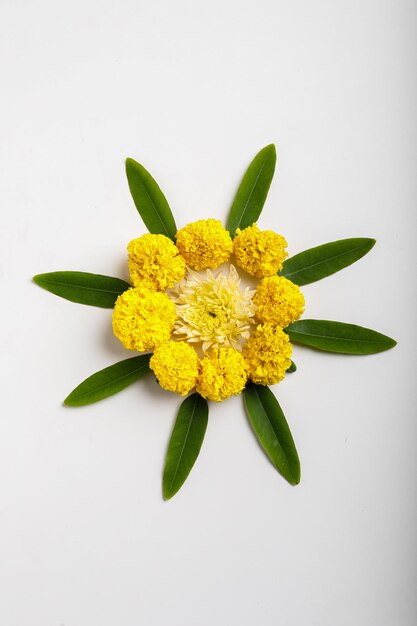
112,287,176,352
196,347,247,402
254,275,305,327
127,233,186,291
176,219,233,270
233,224,288,277
243,323,292,386
170,265,256,352
150,341,200,396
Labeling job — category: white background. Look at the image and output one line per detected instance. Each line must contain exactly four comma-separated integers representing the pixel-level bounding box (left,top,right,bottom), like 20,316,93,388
1,1,416,624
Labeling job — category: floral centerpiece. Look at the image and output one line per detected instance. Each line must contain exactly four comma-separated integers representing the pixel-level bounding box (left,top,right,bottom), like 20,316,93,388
34,145,396,499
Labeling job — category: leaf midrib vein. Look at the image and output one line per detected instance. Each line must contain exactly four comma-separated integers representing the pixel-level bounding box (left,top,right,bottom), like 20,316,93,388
234,154,269,231
252,387,295,481
132,168,172,238
39,279,126,295
282,243,368,279
70,363,149,400
168,396,198,493
288,329,385,344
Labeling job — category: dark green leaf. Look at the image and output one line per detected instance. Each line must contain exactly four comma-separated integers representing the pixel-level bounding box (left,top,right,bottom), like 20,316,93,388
280,238,376,286
163,393,209,500
64,355,151,406
286,319,396,354
226,144,276,237
243,383,300,485
33,271,130,308
125,157,177,241
287,361,297,373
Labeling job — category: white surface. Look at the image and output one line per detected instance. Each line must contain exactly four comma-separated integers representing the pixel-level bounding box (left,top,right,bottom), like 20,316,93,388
1,1,416,624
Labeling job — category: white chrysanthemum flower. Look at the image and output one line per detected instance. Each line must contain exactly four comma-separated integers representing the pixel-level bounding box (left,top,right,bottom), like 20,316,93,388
169,265,256,352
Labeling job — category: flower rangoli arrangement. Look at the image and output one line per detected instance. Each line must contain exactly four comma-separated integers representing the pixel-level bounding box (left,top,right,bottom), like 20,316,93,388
34,145,396,499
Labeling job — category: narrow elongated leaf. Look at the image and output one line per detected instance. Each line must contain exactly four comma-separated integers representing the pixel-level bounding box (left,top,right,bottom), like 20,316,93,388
280,238,376,285
64,355,151,406
226,144,276,237
33,271,130,308
163,393,208,500
287,361,297,373
125,157,177,241
243,384,300,485
286,319,396,354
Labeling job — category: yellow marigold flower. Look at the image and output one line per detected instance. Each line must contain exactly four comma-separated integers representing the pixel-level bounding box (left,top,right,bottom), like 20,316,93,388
127,233,186,291
243,323,292,386
196,347,247,402
233,223,288,277
112,287,176,352
150,341,200,396
176,219,233,270
254,275,305,327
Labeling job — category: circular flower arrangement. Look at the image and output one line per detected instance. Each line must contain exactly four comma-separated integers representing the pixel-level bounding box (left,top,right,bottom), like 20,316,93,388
34,144,396,499
111,222,304,402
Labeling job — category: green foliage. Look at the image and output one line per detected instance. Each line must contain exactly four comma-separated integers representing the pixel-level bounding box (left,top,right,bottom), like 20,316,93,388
33,271,130,308
286,319,397,354
163,393,209,500
226,144,276,237
125,157,177,241
243,383,300,485
280,238,376,285
64,355,151,406
33,146,399,497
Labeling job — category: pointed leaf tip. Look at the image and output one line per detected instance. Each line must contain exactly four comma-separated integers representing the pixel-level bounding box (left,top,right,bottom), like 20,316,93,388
163,393,209,500
280,238,377,286
286,319,396,354
64,355,151,406
243,384,300,486
226,144,277,237
125,157,177,241
33,271,130,308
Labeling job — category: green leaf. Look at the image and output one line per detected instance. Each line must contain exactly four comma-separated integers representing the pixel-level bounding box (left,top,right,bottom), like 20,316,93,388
280,238,376,286
286,319,397,354
33,271,130,308
243,383,300,485
287,360,297,373
125,157,177,241
163,393,209,500
226,144,276,237
64,355,151,406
